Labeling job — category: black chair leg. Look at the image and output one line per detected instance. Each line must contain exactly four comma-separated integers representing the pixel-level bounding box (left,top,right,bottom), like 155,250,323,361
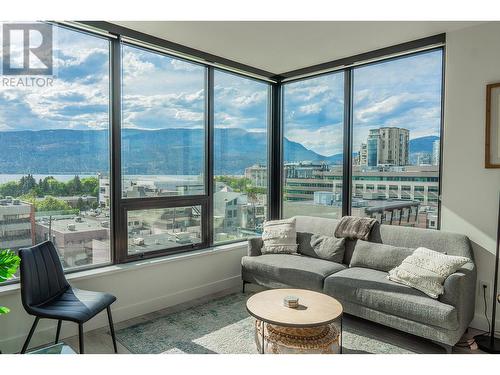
106,306,118,353
55,320,62,344
21,317,40,354
78,324,84,354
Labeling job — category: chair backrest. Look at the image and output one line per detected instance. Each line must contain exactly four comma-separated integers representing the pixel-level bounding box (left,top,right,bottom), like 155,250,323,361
19,241,69,310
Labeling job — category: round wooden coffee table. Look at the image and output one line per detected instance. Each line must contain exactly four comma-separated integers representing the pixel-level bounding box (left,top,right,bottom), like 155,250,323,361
246,289,343,354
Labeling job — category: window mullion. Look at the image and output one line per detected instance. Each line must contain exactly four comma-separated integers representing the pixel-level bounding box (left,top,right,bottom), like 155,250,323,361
206,67,215,246
342,68,353,217
110,36,124,263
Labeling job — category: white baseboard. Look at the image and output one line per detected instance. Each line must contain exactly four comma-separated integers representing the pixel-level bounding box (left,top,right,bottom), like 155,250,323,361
0,275,241,353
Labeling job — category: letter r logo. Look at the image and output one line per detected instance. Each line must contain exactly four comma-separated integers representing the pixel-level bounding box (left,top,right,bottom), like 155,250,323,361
2,23,53,75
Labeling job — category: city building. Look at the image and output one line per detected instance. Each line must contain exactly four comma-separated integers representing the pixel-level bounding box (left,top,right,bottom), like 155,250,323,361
98,173,110,207
367,129,380,166
285,161,328,178
127,206,202,254
35,214,110,268
365,127,409,166
433,139,440,166
283,164,439,228
0,197,34,250
359,143,368,166
416,152,432,166
377,127,410,166
245,164,267,188
213,183,266,242
313,191,338,205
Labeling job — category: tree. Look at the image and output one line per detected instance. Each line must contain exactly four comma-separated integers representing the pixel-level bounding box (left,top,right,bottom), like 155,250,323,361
0,181,21,197
67,175,82,195
81,177,99,197
19,174,36,195
214,176,252,192
0,174,100,201
246,186,266,201
76,197,85,211
35,196,71,212
44,177,67,196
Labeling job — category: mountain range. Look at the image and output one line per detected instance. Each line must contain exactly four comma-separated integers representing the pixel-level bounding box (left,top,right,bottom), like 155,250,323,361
0,129,439,175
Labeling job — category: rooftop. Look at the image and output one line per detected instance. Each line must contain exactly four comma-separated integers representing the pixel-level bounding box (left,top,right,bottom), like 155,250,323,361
36,215,110,234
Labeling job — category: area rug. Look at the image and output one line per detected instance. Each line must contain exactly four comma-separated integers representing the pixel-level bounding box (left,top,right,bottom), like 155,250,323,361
115,292,446,354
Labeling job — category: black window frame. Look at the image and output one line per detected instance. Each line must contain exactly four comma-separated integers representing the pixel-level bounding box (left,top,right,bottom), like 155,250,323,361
116,41,212,262
0,21,446,284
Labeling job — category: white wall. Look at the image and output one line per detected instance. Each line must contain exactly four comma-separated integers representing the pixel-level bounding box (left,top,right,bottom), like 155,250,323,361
0,244,246,353
441,21,500,330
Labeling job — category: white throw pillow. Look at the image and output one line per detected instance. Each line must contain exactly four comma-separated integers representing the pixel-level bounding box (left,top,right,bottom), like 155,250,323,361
261,218,298,255
388,247,469,299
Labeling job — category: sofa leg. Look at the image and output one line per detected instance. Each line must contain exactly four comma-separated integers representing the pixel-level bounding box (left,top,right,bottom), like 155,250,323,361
242,281,248,293
442,344,453,354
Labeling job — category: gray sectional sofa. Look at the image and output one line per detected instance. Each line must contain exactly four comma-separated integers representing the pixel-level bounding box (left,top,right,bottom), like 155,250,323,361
241,216,476,350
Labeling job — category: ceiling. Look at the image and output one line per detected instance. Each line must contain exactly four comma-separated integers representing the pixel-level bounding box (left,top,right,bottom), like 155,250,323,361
113,21,483,75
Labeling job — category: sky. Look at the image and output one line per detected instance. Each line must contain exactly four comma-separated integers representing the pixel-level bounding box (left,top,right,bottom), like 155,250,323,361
0,23,268,134
284,49,443,156
0,23,442,158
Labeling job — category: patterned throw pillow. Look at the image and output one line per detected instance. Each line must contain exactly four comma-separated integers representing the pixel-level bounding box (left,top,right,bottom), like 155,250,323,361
261,218,298,255
388,247,469,299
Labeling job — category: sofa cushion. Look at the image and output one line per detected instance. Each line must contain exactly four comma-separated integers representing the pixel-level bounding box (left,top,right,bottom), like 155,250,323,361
241,254,346,291
324,267,458,330
349,240,414,272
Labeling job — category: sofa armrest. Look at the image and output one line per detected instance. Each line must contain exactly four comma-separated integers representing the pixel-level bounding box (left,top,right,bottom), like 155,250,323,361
247,237,263,257
439,261,476,327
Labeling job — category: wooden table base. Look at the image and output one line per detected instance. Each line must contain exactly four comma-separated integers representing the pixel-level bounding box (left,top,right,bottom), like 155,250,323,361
255,319,341,354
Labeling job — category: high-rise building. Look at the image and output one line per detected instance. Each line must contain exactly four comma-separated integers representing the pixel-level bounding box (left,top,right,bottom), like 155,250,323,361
359,143,368,166
367,130,379,167
432,139,440,166
377,127,409,166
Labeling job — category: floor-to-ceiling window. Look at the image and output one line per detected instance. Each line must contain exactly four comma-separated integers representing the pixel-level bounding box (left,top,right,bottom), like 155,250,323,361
121,44,206,257
213,70,269,243
351,50,443,229
280,49,443,229
282,72,344,220
0,22,111,270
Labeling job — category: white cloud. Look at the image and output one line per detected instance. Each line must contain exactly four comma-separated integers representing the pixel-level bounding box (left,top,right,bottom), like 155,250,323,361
286,123,344,156
170,59,200,72
299,103,322,115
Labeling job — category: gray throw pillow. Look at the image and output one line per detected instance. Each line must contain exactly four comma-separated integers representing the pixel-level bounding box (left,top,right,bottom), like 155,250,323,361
349,240,415,272
304,234,345,263
297,232,315,256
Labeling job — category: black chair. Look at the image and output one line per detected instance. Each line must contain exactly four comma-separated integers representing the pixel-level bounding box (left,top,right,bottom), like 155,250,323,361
19,241,117,354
